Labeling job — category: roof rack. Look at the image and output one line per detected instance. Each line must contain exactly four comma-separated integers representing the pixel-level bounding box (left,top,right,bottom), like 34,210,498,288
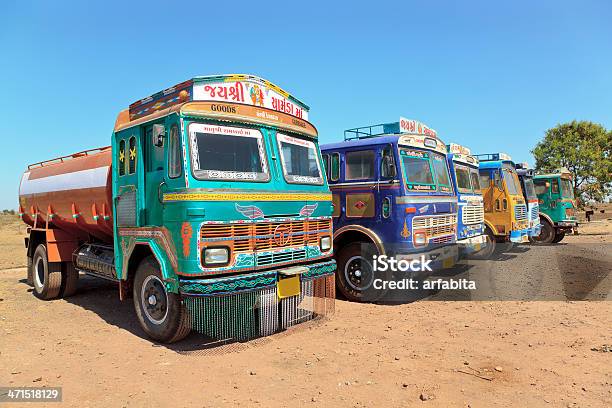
28,146,111,170
344,123,391,141
474,153,512,162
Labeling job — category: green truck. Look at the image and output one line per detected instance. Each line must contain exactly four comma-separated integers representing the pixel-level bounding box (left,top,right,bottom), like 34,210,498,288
532,170,578,243
19,75,336,343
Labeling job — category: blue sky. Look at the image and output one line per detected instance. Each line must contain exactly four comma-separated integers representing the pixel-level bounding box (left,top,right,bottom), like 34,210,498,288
1,0,611,209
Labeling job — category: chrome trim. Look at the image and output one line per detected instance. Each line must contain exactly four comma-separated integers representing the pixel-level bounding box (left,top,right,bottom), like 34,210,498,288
396,196,458,204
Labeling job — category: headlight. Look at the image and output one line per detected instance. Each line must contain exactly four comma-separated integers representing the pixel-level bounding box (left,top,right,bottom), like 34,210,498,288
204,247,229,265
413,231,427,247
320,236,331,251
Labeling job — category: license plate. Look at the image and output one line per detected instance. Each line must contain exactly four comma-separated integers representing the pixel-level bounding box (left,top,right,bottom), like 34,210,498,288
277,276,300,299
442,258,455,269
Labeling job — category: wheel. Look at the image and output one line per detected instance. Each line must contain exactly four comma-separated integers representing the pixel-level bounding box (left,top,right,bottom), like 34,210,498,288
336,242,383,302
60,262,79,297
532,219,555,244
551,230,566,243
470,227,495,259
133,256,190,343
26,256,33,286
31,244,62,300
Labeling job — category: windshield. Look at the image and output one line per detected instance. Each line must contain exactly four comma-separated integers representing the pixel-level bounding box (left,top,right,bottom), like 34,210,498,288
277,133,323,184
399,148,451,192
190,123,269,182
431,153,451,192
523,178,537,200
470,168,481,191
400,149,434,190
454,165,472,193
502,165,519,195
561,178,574,198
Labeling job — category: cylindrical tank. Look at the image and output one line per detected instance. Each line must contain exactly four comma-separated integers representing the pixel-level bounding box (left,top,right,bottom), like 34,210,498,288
19,147,113,242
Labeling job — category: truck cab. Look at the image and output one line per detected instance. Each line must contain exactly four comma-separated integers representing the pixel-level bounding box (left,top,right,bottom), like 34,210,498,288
446,143,487,256
321,118,458,302
532,170,578,243
476,153,529,249
515,164,542,238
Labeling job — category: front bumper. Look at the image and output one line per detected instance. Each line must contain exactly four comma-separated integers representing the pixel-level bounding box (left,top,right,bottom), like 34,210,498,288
528,223,542,237
510,228,530,243
556,220,578,228
395,244,459,273
457,234,487,255
179,260,336,342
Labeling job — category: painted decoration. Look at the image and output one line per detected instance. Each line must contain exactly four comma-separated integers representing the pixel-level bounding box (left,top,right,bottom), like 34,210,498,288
299,203,318,216
181,222,193,257
235,204,264,219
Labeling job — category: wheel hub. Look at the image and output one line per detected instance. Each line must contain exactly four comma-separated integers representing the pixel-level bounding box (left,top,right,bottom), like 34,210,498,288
344,256,374,291
141,276,169,325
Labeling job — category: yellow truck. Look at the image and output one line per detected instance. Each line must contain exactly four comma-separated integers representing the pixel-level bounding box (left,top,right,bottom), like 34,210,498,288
475,153,529,256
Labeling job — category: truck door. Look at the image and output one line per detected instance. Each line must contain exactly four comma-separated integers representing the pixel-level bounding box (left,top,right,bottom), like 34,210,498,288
143,124,166,225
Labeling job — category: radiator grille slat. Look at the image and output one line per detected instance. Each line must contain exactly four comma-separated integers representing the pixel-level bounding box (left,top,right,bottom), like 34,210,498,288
515,204,527,221
462,204,484,225
412,215,457,239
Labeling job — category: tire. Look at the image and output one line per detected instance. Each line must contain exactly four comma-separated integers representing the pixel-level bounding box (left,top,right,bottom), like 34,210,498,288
133,256,190,343
552,230,566,243
336,242,383,302
31,244,62,300
532,219,555,244
60,262,79,297
26,256,34,286
470,227,495,259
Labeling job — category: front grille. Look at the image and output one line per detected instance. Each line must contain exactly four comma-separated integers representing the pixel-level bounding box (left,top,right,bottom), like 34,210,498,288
256,249,307,266
412,215,457,238
530,205,539,221
462,204,484,225
515,204,527,221
200,218,332,253
431,235,453,244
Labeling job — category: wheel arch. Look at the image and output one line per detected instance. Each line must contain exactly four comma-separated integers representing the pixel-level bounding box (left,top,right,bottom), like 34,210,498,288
333,225,385,255
539,212,554,227
124,241,178,293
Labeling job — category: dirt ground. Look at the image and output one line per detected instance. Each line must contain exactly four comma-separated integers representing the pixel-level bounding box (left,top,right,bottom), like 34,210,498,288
0,215,611,407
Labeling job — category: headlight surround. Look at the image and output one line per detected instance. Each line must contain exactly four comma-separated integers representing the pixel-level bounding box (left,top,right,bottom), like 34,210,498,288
413,230,427,247
203,247,230,266
320,236,332,251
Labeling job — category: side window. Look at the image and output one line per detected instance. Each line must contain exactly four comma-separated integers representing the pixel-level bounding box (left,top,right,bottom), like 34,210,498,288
128,136,137,174
322,154,330,181
534,179,547,195
551,179,559,194
380,145,396,179
479,170,491,190
330,153,340,181
168,125,183,179
119,139,126,176
345,150,375,180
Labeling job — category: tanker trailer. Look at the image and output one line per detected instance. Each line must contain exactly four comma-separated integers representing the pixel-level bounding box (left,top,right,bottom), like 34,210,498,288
18,74,336,344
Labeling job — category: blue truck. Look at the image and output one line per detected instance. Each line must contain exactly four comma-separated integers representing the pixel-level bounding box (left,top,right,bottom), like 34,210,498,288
321,118,458,302
515,163,542,239
446,143,487,257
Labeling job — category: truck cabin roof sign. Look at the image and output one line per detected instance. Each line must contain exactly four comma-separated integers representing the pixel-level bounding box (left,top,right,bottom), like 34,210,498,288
448,143,478,166
399,117,437,137
128,75,310,122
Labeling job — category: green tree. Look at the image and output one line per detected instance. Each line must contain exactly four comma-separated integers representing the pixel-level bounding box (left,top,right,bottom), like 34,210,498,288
532,121,612,204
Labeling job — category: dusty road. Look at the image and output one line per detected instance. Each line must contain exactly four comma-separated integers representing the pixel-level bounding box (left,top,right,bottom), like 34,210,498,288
1,216,611,407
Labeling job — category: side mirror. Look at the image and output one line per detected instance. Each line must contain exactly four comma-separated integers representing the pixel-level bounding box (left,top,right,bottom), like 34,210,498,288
152,124,165,147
